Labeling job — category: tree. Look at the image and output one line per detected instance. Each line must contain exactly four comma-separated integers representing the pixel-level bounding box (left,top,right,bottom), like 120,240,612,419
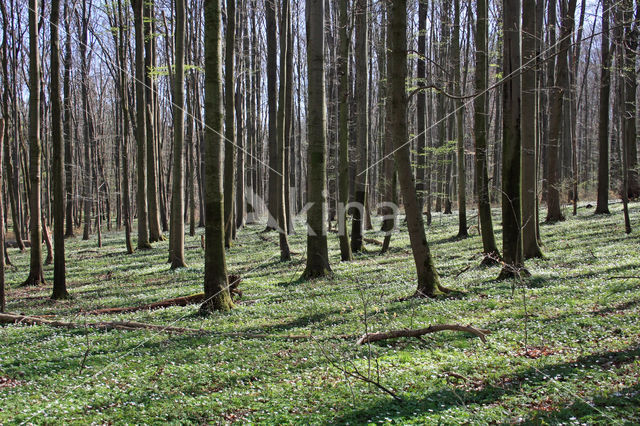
474,0,500,265
170,0,187,268
51,0,69,299
388,0,445,297
63,0,74,238
415,0,427,212
595,0,611,214
144,0,164,242
498,0,525,279
546,0,577,223
351,0,368,254
201,0,234,313
620,0,637,232
452,0,467,239
79,0,93,242
223,0,237,248
265,0,278,230
276,0,291,260
622,0,639,199
336,0,352,261
23,0,45,287
0,118,5,311
132,0,152,249
302,0,331,279
521,0,543,259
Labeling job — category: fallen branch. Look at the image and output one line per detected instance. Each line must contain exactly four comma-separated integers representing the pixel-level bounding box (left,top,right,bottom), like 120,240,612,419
363,237,383,247
83,294,205,315
357,324,490,345
0,313,349,341
82,276,242,315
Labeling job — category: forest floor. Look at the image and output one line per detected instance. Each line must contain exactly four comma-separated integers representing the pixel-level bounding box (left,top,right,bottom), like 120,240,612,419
1,202,639,424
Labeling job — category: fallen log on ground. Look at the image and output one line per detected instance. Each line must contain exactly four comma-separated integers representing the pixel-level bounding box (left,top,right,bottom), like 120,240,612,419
82,275,242,315
356,324,490,345
83,294,205,315
363,237,384,246
0,313,346,341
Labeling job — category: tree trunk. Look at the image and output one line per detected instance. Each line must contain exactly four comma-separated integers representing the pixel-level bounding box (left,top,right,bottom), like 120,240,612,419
132,0,151,249
223,0,237,248
521,0,543,258
388,0,444,297
201,0,234,313
301,0,331,279
546,0,576,222
170,0,187,268
351,0,368,254
452,0,467,238
336,0,352,261
595,0,611,214
276,0,291,260
145,0,163,243
622,1,638,201
50,0,68,299
265,0,278,230
473,0,500,265
0,119,5,311
23,0,45,286
498,0,525,279
63,1,74,238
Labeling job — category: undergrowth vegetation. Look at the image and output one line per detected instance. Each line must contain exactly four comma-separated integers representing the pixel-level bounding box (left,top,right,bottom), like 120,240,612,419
1,203,639,424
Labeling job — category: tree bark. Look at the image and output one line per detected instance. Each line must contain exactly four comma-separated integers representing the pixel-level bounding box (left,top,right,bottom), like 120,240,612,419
276,0,291,260
132,0,151,249
595,0,611,214
23,0,45,287
62,0,74,238
223,0,237,248
388,0,444,297
521,0,543,258
301,0,331,279
498,0,525,279
336,0,352,261
474,0,500,265
50,0,69,299
201,0,234,313
351,0,368,254
170,0,187,268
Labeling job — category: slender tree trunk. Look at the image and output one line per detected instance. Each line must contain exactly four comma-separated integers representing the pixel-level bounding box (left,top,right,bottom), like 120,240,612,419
132,0,151,249
145,0,163,242
50,0,68,298
351,0,368,254
416,0,427,212
301,0,331,279
336,0,352,261
0,119,5,310
62,1,74,238
170,0,187,268
201,0,233,313
388,0,444,297
595,0,612,214
521,0,543,258
452,0,467,238
265,0,278,230
473,0,500,265
546,0,576,222
223,0,237,247
498,0,526,279
622,1,638,201
276,0,291,260
23,0,45,286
